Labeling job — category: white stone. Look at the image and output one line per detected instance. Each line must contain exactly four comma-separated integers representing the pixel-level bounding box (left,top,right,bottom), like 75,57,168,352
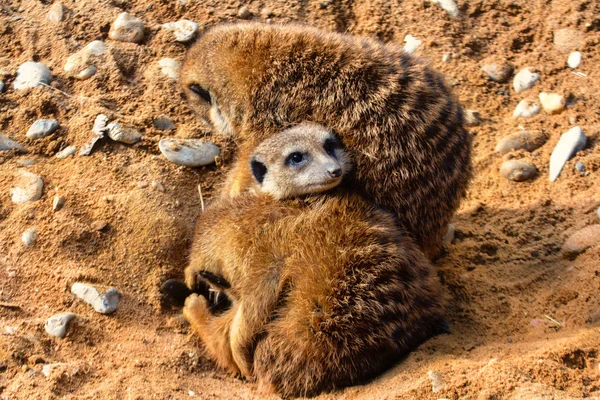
109,12,144,43
21,227,38,246
549,126,586,182
56,145,77,159
0,135,27,152
158,138,220,167
44,312,75,338
26,119,59,139
71,283,120,314
11,170,43,204
567,51,582,69
539,92,566,115
403,35,421,55
158,58,180,80
47,2,65,23
442,53,451,63
53,195,65,211
512,100,541,118
14,62,53,90
431,0,459,17
513,68,540,93
162,20,198,42
107,122,142,144
64,41,106,80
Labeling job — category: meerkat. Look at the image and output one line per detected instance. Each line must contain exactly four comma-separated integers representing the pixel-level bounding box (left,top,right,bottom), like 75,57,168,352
181,126,445,397
180,22,472,258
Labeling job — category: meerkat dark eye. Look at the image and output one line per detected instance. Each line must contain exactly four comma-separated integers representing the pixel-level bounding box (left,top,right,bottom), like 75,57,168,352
323,138,338,157
250,158,267,185
189,84,212,104
286,152,305,166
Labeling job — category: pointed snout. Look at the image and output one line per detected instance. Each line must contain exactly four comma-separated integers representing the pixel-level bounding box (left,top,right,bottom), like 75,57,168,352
328,167,342,178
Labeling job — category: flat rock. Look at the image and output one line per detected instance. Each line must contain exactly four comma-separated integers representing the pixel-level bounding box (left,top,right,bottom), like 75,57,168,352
567,51,582,69
26,119,59,139
0,135,27,152
159,138,220,167
153,115,176,131
64,40,106,80
11,170,43,204
549,126,586,182
107,122,142,144
513,99,541,118
14,62,53,90
553,28,583,53
403,34,421,54
22,227,38,246
56,145,77,159
539,92,566,115
495,131,547,155
562,225,600,260
109,12,144,43
44,312,76,338
162,20,198,42
513,68,540,93
481,63,513,83
71,283,120,314
500,160,537,182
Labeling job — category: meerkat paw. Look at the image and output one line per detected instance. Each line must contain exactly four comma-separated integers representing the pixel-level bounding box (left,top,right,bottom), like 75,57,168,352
183,293,211,327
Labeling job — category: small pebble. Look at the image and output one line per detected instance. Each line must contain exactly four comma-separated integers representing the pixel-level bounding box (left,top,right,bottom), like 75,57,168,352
463,110,481,127
44,313,76,338
549,126,586,182
47,2,65,23
11,170,43,204
21,227,38,246
495,130,547,155
403,35,421,54
158,138,220,167
14,62,53,90
71,283,120,314
151,180,165,192
597,206,600,220
481,63,513,83
0,80,5,93
430,0,459,17
500,160,537,182
56,145,77,159
561,225,600,259
513,67,540,93
575,162,585,173
567,51,582,69
91,220,108,231
553,28,583,53
153,115,176,131
162,20,198,42
0,135,27,152
238,5,252,19
109,12,144,43
26,119,59,139
80,114,108,156
52,195,65,211
64,40,106,80
539,92,566,115
428,370,445,393
158,58,180,80
107,122,142,144
444,224,455,245
512,100,541,118
442,53,451,63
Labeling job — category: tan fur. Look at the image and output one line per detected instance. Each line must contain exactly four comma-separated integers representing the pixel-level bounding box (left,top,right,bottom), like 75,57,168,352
180,22,472,258
182,130,445,397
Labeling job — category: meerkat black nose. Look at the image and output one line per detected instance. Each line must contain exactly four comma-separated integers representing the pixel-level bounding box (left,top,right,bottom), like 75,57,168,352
328,168,342,178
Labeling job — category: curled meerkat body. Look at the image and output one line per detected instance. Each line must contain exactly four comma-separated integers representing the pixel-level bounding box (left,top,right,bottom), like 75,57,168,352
182,125,445,397
180,22,472,258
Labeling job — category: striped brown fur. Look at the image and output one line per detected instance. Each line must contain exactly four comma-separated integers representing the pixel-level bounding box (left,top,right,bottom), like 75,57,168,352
180,22,472,258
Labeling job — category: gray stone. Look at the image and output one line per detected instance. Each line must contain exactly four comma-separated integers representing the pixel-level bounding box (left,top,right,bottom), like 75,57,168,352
44,313,76,338
21,227,38,246
14,62,53,90
56,145,77,159
512,100,541,118
11,170,43,204
500,160,537,182
26,119,59,139
47,2,65,23
109,12,144,43
71,283,120,314
481,63,513,83
495,131,547,155
80,114,108,156
64,40,106,80
561,225,600,259
549,126,586,182
107,122,142,144
158,138,220,167
567,52,582,69
0,135,27,152
575,162,585,173
513,68,540,93
153,115,176,131
162,20,198,42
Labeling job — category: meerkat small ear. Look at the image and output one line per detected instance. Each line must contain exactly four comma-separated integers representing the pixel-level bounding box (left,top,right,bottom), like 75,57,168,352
250,158,267,185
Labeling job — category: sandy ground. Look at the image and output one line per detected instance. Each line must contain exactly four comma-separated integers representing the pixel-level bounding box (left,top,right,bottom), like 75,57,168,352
1,0,600,398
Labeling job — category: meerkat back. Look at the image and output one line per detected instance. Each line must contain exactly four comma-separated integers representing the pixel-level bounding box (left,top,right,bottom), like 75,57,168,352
180,22,472,258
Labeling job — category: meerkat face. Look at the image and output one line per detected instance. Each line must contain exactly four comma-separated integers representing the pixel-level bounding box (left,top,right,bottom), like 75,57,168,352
250,123,350,200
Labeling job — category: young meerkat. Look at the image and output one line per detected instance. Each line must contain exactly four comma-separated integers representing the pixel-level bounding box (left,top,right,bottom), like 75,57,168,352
180,22,472,258
182,124,445,398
